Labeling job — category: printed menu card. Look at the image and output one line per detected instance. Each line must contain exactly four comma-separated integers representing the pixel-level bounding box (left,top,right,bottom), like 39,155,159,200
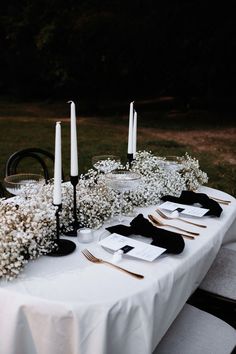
99,233,166,262
159,201,209,217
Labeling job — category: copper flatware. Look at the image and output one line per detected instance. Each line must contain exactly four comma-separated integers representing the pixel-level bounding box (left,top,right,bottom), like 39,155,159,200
156,208,207,228
82,249,144,279
148,215,195,240
148,214,199,236
209,196,231,205
193,190,231,205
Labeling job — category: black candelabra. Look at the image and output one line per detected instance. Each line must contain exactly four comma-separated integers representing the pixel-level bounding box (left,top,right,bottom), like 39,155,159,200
65,175,81,237
47,204,76,256
127,153,134,169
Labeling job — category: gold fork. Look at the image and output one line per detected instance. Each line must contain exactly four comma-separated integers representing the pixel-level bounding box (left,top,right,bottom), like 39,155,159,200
148,214,199,236
209,196,231,205
193,190,231,205
156,209,207,228
148,215,195,240
82,249,144,279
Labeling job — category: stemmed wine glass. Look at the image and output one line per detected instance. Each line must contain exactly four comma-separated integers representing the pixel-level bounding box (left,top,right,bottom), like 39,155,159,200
92,155,121,174
157,156,184,173
4,173,45,196
105,169,141,222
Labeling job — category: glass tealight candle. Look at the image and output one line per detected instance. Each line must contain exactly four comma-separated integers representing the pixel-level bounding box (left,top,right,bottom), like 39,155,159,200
77,228,94,243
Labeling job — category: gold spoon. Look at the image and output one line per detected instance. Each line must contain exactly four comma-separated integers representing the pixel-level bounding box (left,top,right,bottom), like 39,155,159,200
156,208,207,228
148,215,195,240
148,214,199,236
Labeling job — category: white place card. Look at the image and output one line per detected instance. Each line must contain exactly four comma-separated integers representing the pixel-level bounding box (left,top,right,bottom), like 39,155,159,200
99,233,166,262
159,201,209,217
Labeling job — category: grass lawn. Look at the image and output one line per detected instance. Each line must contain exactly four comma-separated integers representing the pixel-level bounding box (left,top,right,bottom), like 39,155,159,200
0,98,236,196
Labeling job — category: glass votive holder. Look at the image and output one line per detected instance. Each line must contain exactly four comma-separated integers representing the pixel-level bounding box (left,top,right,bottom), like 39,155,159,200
77,228,94,243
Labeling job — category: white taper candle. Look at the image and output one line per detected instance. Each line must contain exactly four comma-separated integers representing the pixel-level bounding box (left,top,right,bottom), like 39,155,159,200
133,110,137,157
53,121,62,205
68,100,78,176
127,101,134,154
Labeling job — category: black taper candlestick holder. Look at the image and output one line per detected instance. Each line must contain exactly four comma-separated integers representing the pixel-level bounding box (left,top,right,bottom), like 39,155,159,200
47,204,76,256
127,153,134,169
64,175,81,237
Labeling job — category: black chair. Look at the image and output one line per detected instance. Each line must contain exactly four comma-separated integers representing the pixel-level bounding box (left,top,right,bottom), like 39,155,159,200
5,148,64,182
0,181,5,198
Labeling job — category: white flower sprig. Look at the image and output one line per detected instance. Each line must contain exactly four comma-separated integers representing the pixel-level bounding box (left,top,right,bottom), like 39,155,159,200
0,151,208,280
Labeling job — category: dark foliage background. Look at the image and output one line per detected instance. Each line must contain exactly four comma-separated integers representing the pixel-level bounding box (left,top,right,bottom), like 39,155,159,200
0,1,235,107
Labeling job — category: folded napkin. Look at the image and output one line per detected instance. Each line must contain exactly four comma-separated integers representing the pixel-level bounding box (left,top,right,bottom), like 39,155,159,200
106,214,185,254
161,190,222,217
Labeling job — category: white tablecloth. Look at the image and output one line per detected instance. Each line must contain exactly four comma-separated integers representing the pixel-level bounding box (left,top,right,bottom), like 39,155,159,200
0,186,236,354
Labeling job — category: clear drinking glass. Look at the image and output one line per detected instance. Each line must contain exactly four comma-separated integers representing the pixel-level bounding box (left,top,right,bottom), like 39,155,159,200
105,169,141,222
92,155,121,174
4,173,44,196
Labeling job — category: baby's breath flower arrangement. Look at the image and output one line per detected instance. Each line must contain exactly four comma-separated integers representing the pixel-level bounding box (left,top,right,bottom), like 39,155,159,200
0,151,208,280
129,151,208,206
179,153,208,191
0,182,77,280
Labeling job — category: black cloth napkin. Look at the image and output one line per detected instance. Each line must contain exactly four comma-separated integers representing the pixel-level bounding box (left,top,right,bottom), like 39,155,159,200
106,214,185,254
161,190,222,217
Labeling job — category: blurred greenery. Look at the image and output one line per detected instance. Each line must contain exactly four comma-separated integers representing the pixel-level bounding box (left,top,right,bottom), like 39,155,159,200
0,1,236,110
